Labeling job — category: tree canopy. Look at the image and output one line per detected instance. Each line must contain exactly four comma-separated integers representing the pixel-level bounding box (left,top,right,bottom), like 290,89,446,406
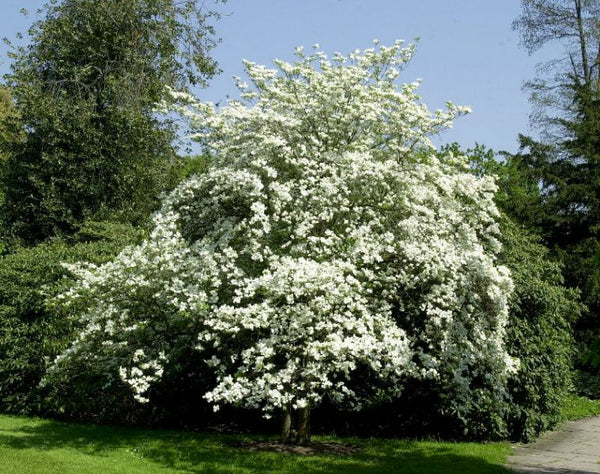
514,0,600,137
48,42,515,444
511,0,600,334
0,0,222,243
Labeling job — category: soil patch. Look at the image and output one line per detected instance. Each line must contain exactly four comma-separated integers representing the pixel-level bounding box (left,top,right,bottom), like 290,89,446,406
233,440,363,456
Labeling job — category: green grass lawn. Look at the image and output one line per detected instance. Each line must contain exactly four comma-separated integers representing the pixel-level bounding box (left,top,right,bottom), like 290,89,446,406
560,393,600,421
0,414,512,473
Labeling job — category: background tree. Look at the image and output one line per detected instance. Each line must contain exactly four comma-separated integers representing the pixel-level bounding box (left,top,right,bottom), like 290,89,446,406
512,0,600,347
1,0,222,243
513,0,600,138
0,87,21,164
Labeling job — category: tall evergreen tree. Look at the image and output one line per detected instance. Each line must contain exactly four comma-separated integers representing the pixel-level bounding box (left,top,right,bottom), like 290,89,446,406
511,0,600,333
513,0,600,139
1,0,222,243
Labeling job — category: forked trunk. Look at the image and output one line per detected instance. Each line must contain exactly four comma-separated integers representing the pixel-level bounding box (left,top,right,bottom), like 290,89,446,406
279,405,292,444
296,405,311,445
279,403,311,444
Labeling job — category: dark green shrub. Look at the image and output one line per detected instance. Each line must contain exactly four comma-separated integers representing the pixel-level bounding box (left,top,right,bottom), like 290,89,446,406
573,331,600,399
501,218,582,442
0,221,145,415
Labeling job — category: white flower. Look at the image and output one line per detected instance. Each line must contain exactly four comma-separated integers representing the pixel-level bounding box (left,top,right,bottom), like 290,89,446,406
50,41,513,418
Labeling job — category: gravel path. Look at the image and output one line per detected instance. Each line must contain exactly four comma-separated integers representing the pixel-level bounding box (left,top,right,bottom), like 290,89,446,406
508,417,600,473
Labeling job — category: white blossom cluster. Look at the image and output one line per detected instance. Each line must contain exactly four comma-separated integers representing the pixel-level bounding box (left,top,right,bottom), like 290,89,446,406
51,41,515,417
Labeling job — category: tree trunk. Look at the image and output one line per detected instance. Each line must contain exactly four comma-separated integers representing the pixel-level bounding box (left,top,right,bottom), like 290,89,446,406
279,403,311,444
296,404,311,445
574,0,591,85
279,405,292,444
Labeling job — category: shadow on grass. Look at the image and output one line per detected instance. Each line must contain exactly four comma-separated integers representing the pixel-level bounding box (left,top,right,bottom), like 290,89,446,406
0,416,512,473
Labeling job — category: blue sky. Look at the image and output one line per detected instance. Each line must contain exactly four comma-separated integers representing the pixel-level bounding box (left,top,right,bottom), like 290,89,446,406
0,0,558,154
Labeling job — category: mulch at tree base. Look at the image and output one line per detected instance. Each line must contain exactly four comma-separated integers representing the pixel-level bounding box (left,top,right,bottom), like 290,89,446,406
233,440,363,456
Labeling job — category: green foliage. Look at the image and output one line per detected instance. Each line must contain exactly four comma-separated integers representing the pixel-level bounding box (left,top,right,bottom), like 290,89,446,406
513,1,600,370
513,0,600,136
1,0,221,243
165,153,211,191
572,369,600,400
500,218,581,441
0,87,23,208
0,87,22,163
174,154,211,181
505,134,600,345
465,142,546,231
582,337,600,372
0,222,145,415
438,144,582,441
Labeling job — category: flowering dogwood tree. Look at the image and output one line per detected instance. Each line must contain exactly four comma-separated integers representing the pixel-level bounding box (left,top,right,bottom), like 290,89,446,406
50,41,515,444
